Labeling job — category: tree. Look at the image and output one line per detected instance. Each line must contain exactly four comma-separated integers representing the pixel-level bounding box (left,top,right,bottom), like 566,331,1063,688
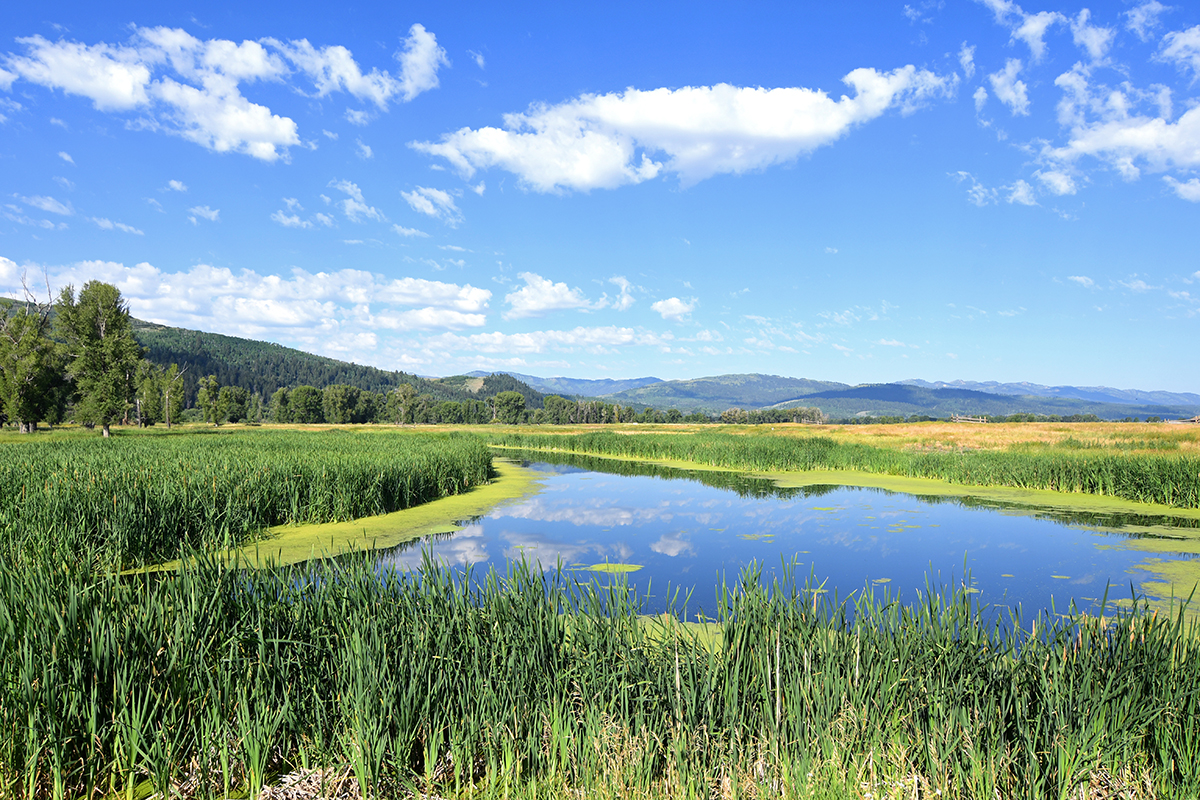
387,384,417,425
493,391,526,425
322,384,361,424
0,290,62,433
217,386,248,423
55,281,143,437
197,375,221,425
134,361,164,426
289,385,324,424
161,364,185,428
268,387,291,423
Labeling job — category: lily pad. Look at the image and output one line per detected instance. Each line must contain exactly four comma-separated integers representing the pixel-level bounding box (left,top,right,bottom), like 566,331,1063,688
585,563,644,574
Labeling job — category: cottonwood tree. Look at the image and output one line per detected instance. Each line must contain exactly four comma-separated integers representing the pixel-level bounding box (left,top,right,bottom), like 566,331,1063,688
196,375,221,424
55,281,143,437
0,285,62,433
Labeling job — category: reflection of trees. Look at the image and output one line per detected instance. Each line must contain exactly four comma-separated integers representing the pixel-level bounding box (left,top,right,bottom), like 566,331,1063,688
506,450,810,500
895,491,1200,533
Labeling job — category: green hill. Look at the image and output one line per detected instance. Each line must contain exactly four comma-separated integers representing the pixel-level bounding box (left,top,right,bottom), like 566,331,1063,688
132,320,546,408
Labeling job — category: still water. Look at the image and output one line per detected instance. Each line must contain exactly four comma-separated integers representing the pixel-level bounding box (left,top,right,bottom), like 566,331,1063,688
374,453,1196,616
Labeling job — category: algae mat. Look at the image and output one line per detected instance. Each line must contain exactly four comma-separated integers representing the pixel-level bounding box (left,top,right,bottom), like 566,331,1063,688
223,458,546,567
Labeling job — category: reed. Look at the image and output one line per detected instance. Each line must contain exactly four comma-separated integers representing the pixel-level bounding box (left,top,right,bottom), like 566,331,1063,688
489,429,1200,508
2,552,1197,799
0,429,492,569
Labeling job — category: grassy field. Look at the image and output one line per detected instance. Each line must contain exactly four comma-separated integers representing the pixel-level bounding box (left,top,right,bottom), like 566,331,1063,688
5,422,1200,797
0,426,492,570
3,554,1198,800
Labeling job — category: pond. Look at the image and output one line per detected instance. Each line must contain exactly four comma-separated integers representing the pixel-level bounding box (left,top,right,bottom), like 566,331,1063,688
371,452,1200,617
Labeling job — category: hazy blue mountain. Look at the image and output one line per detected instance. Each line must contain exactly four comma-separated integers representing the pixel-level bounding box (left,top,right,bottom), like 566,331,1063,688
464,371,663,397
599,374,850,413
900,379,1200,407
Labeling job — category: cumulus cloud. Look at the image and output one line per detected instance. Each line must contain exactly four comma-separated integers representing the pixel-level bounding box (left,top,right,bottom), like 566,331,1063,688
58,151,74,163
1127,2,1170,42
1159,26,1200,77
355,139,373,159
650,296,695,320
91,217,144,234
412,65,955,192
426,325,668,355
504,272,598,319
609,276,635,311
1036,169,1077,195
392,224,429,237
329,179,385,222
975,0,1065,61
1006,179,1037,205
959,43,976,78
1164,176,1200,201
187,204,219,223
952,171,997,205
973,86,988,113
271,210,312,228
166,179,187,192
3,23,446,161
1070,9,1115,62
1068,275,1095,287
400,186,462,225
988,59,1029,116
0,259,491,360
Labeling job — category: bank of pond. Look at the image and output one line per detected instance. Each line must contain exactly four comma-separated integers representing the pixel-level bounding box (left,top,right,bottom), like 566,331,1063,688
3,428,1200,797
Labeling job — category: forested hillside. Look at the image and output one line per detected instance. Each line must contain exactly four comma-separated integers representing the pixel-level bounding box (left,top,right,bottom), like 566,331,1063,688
132,320,547,407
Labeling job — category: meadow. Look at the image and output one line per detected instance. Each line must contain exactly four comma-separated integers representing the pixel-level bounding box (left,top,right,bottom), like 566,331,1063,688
3,553,1198,800
0,428,492,570
4,422,1200,798
486,426,1200,508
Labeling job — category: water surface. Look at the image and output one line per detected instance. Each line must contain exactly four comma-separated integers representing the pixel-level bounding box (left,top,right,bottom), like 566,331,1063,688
373,453,1196,616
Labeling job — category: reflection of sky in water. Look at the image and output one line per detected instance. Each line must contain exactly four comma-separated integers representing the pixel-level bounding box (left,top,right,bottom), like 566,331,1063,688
373,462,1172,616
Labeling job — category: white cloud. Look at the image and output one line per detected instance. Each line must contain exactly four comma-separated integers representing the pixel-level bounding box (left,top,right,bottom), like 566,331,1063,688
187,204,219,223
5,24,447,162
0,260,491,361
1068,275,1095,287
1013,11,1066,61
58,151,74,164
1164,176,1200,201
1120,278,1158,292
959,42,976,78
650,296,695,320
1036,169,1077,195
412,65,955,192
322,129,338,139
877,338,907,346
283,197,302,210
20,195,73,215
1070,9,1115,62
1006,179,1037,205
329,179,386,223
1046,97,1200,181
393,224,429,237
395,23,449,102
271,210,312,228
356,138,373,159
973,86,988,113
314,212,334,226
1159,26,1200,77
953,171,997,205
470,181,485,196
468,50,485,70
988,59,1029,116
53,176,74,190
91,217,144,234
609,276,635,311
166,179,187,191
504,272,597,319
345,109,370,126
824,246,839,254
400,185,462,226
427,325,667,355
1127,2,1170,42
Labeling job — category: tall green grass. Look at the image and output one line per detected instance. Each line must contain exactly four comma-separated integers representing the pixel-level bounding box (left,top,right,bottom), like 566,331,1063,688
0,430,492,569
2,553,1197,799
490,430,1200,508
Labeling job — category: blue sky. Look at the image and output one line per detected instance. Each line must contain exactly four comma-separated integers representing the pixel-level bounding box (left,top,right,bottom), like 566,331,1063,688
2,1,1199,390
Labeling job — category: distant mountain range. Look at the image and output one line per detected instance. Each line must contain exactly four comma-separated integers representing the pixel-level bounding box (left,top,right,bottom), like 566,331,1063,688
124,322,1200,421
899,379,1200,407
480,370,1200,420
464,371,662,397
